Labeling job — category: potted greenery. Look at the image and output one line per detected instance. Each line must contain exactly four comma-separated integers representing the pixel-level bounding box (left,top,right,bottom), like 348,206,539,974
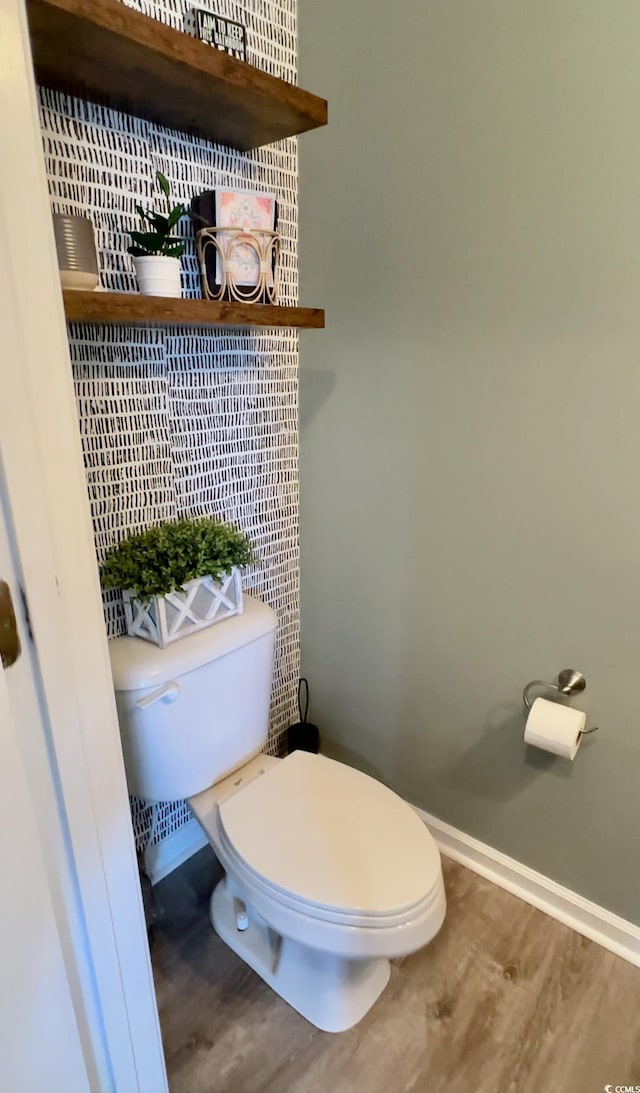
101,517,254,648
128,170,186,298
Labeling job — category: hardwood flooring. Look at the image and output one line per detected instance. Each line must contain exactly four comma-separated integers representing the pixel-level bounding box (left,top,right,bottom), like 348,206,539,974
152,847,640,1093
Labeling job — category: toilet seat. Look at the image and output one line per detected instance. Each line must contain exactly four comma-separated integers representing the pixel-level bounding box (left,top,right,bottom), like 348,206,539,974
217,823,444,930
217,750,442,926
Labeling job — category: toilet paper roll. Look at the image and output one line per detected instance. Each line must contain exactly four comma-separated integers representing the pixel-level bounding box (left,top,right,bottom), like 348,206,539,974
524,697,585,760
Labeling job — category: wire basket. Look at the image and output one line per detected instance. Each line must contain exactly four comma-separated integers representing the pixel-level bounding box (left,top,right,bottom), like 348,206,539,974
196,226,280,304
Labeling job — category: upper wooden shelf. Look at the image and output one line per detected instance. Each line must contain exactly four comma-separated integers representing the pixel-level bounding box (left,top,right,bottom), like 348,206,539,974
27,0,328,150
63,291,325,330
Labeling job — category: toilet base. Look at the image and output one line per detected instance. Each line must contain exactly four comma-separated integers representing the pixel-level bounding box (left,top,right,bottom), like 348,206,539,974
210,878,391,1033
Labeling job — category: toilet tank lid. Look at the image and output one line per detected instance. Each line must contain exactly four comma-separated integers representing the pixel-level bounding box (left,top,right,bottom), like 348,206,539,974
108,594,277,692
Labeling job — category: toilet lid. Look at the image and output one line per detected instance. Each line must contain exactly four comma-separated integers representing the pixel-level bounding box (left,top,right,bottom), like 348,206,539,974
218,751,442,917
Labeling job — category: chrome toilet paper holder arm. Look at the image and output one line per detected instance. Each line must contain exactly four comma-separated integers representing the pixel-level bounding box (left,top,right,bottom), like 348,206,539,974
522,668,599,734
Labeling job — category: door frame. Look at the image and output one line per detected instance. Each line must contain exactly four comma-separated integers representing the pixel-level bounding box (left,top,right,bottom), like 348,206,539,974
0,1,168,1089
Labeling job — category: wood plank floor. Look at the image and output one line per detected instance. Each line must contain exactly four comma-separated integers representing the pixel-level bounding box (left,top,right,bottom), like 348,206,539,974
152,847,640,1093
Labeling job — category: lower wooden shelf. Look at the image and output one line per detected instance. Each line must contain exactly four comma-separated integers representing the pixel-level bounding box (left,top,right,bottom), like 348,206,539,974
63,291,325,329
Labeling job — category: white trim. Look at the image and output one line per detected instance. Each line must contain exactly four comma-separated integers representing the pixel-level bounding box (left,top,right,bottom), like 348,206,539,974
146,819,208,886
413,805,640,969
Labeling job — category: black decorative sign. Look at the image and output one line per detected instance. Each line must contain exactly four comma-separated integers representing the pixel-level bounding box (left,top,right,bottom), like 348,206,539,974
194,9,247,61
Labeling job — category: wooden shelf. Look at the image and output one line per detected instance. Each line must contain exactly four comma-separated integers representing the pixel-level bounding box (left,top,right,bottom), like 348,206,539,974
63,291,325,330
27,0,328,150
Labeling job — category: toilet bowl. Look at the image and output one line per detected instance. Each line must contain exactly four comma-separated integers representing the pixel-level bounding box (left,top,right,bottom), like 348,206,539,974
190,750,446,1031
109,596,446,1032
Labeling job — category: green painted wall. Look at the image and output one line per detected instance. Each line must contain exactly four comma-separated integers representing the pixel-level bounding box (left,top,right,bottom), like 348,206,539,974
299,1,640,922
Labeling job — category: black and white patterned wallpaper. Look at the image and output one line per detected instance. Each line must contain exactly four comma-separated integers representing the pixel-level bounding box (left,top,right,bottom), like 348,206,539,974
39,0,300,847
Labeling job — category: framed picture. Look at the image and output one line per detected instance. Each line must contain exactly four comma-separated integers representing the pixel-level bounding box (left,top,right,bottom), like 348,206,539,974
215,188,277,286
192,188,279,302
194,9,247,61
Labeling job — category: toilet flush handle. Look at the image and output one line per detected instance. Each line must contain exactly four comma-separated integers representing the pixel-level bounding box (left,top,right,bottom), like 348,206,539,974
136,681,180,710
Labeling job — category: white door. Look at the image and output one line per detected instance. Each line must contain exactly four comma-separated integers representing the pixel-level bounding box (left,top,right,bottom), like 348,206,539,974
0,504,91,1093
0,0,168,1088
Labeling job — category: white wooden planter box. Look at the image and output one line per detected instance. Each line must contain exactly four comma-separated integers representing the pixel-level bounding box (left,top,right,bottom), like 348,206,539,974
123,569,243,648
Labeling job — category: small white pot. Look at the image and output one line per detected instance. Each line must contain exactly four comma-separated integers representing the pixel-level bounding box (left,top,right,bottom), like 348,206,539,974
133,255,181,298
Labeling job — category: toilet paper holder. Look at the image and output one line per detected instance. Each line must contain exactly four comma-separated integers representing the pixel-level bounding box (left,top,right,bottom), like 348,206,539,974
522,668,599,734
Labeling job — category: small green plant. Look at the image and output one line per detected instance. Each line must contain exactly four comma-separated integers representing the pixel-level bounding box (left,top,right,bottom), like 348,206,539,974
101,517,254,602
127,171,186,258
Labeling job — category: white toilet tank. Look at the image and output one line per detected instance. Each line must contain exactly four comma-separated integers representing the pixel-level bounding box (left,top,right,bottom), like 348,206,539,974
108,595,278,802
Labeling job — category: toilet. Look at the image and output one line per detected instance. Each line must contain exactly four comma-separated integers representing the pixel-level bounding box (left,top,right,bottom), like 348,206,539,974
109,595,446,1032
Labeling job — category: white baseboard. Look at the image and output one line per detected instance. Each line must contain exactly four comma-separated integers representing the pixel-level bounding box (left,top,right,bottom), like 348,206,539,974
413,805,640,968
144,818,208,886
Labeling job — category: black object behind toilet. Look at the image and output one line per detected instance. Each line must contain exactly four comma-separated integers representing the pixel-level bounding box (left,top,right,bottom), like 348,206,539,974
287,678,320,754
